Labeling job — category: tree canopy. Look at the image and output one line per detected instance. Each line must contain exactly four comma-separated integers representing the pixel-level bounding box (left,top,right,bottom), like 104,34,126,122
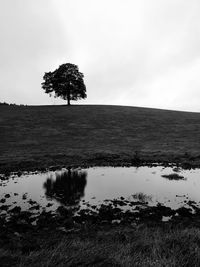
42,63,87,105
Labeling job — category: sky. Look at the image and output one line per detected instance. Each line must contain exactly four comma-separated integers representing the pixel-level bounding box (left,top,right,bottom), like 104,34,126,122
1,0,200,111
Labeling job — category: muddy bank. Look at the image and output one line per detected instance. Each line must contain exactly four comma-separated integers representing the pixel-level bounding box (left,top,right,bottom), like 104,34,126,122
1,195,200,235
1,151,200,175
1,198,200,256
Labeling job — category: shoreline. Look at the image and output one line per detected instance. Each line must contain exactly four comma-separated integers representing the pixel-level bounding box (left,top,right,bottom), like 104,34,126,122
1,152,200,175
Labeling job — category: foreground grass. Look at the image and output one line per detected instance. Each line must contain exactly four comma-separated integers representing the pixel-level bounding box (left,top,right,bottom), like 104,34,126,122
1,224,200,267
1,105,200,172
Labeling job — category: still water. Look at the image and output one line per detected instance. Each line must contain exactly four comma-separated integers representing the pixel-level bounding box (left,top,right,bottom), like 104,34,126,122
1,166,200,215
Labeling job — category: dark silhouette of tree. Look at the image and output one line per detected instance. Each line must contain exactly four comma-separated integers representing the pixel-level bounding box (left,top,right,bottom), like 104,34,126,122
42,63,87,105
43,169,87,206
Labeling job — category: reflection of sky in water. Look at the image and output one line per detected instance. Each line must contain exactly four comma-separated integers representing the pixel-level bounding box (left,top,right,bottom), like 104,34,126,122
1,167,200,215
81,167,200,209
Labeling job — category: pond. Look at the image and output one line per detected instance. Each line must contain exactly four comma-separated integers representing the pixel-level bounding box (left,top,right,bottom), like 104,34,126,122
1,166,200,220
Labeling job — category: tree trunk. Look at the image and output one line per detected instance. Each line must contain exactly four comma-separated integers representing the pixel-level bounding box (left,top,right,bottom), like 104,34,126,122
67,88,71,105
67,97,70,106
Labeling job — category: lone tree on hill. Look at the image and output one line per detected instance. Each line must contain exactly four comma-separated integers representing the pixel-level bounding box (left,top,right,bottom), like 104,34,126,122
42,63,87,105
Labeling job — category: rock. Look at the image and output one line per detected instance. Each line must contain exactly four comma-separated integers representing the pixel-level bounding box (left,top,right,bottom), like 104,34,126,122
46,203,53,207
9,206,21,214
0,205,10,211
17,171,22,177
176,207,192,217
28,199,37,205
29,205,40,211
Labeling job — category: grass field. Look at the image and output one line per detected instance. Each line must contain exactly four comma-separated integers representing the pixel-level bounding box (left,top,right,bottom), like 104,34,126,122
1,104,200,266
2,223,200,267
1,104,200,172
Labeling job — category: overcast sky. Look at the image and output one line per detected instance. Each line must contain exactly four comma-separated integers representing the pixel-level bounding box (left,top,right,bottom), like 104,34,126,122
1,0,200,111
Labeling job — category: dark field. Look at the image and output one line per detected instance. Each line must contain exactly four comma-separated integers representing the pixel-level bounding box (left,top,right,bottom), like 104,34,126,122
1,104,200,173
1,104,200,266
2,224,200,267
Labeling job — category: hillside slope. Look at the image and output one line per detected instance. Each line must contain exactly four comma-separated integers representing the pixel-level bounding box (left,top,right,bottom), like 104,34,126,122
1,105,200,171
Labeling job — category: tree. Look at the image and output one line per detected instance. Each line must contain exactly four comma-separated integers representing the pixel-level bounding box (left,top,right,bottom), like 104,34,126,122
42,63,87,105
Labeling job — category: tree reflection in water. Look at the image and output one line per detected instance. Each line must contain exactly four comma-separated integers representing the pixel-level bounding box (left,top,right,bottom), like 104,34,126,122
43,169,87,206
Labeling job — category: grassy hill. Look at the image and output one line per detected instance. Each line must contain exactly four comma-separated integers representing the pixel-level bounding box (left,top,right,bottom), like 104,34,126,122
1,104,200,172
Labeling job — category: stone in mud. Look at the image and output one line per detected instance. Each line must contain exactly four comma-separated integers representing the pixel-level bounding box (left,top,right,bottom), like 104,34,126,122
187,200,197,206
9,206,21,214
76,209,98,223
154,204,175,217
112,207,122,214
4,194,10,198
17,171,22,177
28,199,37,205
162,173,185,180
29,205,40,211
0,198,6,203
134,204,174,223
46,203,53,207
98,205,116,221
176,207,193,217
129,201,145,206
0,205,10,211
4,170,10,177
34,205,40,210
111,199,127,207
22,213,36,224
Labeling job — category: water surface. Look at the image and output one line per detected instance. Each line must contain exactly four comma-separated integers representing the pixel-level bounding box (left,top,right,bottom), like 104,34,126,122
1,166,200,216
